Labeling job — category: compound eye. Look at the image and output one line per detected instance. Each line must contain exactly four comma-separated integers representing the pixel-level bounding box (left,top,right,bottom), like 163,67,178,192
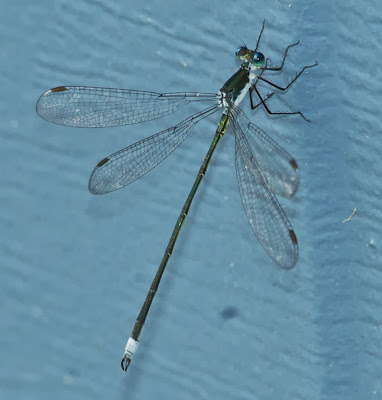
253,52,265,67
236,46,249,61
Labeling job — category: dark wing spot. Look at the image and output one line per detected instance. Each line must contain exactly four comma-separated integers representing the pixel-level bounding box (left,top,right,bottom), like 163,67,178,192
96,157,109,168
289,230,298,245
50,86,68,92
290,159,298,170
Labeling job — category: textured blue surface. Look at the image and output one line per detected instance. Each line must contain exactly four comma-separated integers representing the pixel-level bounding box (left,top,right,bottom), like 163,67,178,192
1,1,382,399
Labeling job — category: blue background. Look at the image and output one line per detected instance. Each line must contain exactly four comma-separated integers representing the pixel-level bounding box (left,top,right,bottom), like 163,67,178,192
1,1,382,399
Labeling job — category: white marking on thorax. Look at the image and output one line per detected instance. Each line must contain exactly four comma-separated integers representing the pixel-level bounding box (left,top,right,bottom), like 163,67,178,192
218,64,260,110
233,80,253,107
232,67,261,107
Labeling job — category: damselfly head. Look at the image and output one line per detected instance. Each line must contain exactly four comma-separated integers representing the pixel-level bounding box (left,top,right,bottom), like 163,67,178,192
236,46,265,68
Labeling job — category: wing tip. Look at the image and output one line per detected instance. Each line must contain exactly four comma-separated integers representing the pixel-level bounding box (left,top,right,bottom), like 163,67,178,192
272,230,299,270
88,157,111,195
36,86,68,118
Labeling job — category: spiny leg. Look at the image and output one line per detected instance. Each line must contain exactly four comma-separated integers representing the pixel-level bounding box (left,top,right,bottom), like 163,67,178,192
250,56,317,120
249,90,275,111
249,57,310,120
252,84,311,122
249,57,272,110
261,41,301,72
256,62,318,91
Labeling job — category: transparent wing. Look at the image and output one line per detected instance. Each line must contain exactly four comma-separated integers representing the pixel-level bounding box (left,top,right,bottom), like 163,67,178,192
36,86,218,128
89,105,220,194
232,115,298,269
231,107,299,198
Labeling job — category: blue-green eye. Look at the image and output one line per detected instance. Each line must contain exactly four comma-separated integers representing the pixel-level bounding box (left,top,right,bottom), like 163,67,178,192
253,52,265,67
236,46,249,61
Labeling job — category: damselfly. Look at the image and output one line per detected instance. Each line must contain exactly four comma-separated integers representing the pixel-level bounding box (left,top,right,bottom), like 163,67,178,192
36,20,317,371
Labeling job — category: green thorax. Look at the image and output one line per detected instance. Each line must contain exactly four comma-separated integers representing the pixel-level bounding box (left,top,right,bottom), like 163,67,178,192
220,62,250,103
